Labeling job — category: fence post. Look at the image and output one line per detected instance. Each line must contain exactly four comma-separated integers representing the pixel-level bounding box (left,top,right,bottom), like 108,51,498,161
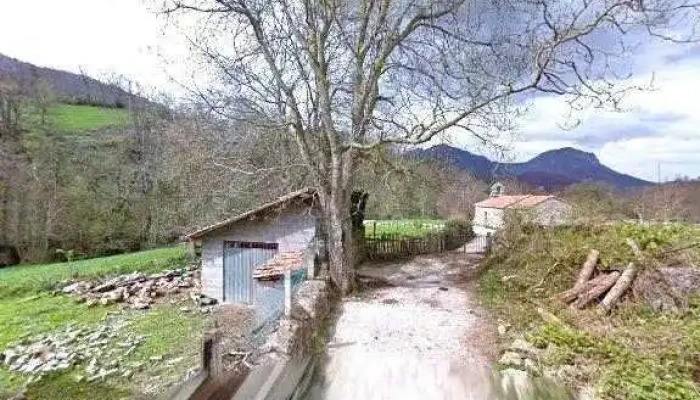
284,269,292,317
205,329,223,380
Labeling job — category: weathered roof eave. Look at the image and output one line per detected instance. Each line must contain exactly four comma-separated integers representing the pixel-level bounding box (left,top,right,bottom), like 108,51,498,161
187,187,317,239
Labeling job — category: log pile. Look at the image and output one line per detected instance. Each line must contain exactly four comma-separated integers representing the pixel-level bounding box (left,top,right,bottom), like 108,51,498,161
556,244,638,314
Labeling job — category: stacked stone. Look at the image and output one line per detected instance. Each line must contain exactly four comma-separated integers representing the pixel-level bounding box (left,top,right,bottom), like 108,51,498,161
62,265,203,310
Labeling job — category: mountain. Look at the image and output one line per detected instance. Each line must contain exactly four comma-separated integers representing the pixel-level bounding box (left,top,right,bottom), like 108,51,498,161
0,53,150,108
410,144,651,190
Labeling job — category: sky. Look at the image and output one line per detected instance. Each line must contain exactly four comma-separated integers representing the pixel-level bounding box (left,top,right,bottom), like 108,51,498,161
0,0,698,182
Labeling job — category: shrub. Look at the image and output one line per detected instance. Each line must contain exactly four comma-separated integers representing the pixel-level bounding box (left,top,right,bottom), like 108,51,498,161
443,218,473,237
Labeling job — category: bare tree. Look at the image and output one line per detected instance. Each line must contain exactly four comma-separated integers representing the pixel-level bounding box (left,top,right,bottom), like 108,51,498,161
437,170,488,219
633,182,691,222
162,0,699,292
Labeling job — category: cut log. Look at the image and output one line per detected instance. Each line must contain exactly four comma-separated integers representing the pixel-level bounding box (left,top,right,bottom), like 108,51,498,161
574,249,600,291
572,272,621,310
598,263,636,314
557,273,615,303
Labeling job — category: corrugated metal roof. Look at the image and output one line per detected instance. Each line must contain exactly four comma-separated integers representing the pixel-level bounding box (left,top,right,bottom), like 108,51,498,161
187,187,316,239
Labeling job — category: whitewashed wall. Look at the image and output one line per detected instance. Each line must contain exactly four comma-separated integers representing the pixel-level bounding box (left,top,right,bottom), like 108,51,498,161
200,205,317,302
472,206,504,236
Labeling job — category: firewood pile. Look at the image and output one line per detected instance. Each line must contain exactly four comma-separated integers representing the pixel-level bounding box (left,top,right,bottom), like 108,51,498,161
556,239,643,314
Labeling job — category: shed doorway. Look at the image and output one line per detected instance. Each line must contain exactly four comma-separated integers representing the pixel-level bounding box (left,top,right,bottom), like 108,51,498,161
223,241,278,303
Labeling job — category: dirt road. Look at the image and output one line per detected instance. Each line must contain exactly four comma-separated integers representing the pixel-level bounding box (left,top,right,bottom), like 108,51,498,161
305,251,497,400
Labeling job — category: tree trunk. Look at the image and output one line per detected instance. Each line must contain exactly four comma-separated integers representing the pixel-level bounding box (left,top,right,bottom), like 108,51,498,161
598,263,636,314
572,271,620,309
574,249,599,291
322,187,354,294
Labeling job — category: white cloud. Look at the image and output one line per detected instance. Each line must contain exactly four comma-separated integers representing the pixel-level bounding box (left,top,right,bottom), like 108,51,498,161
443,46,700,182
0,0,189,93
1,1,698,180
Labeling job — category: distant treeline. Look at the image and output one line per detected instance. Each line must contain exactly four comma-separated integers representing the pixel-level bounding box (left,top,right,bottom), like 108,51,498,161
1,57,698,263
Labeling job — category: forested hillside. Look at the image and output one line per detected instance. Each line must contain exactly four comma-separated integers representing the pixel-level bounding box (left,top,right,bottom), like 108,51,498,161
0,70,486,263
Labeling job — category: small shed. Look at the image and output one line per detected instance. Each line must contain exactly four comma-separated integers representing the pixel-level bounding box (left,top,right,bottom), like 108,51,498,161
472,194,571,236
188,188,320,304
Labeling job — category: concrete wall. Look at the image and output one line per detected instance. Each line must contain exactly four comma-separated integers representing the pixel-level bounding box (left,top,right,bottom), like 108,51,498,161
201,205,317,303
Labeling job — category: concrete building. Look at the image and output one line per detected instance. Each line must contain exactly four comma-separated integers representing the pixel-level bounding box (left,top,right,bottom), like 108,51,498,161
188,188,320,304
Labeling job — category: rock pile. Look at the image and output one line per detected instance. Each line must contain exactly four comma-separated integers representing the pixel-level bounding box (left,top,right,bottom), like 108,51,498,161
0,315,146,383
62,265,207,310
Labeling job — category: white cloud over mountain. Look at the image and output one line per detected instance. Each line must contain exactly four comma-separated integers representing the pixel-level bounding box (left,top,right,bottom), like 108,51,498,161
1,0,698,182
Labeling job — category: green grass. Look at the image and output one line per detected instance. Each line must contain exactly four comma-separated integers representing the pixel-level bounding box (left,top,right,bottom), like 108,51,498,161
479,222,700,399
364,218,446,239
0,246,205,399
125,306,208,361
0,294,114,349
20,370,131,400
25,103,130,133
0,294,119,397
0,246,187,297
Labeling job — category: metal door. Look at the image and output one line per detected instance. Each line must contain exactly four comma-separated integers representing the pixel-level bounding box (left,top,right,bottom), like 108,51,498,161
223,241,278,303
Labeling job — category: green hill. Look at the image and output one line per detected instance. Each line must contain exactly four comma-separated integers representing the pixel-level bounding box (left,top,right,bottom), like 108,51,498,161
24,103,130,133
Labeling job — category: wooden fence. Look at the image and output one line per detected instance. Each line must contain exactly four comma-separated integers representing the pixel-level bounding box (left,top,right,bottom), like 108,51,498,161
363,232,473,260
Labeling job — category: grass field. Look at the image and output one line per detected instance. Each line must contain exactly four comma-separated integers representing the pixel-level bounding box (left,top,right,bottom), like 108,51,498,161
0,246,206,399
0,246,187,297
364,219,446,239
479,223,700,400
25,103,130,132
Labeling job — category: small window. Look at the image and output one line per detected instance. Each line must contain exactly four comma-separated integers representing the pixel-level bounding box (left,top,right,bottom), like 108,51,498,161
484,211,488,224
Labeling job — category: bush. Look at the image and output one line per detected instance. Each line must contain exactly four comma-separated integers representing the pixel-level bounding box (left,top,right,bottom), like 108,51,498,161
443,218,473,237
443,218,474,250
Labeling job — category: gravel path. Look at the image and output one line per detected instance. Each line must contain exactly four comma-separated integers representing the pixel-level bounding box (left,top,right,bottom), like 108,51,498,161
306,251,497,400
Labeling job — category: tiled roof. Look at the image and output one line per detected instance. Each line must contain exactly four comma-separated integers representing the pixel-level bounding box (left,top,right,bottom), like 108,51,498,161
187,187,316,239
253,251,305,280
475,195,558,209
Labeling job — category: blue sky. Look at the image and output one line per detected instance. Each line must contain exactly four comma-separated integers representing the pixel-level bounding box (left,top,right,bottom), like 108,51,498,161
0,0,698,182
